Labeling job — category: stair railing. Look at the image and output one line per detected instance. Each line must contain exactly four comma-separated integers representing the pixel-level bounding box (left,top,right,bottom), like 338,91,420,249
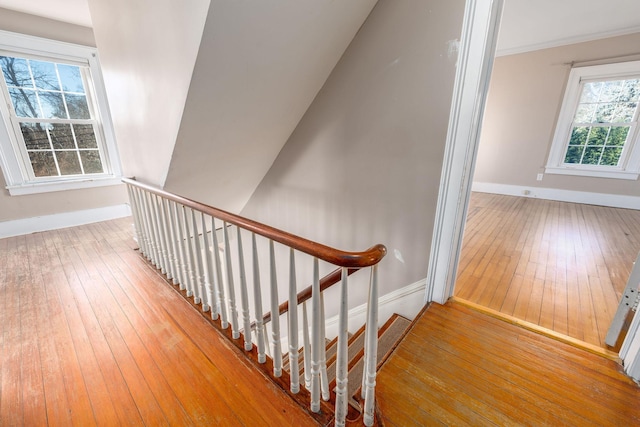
123,178,386,426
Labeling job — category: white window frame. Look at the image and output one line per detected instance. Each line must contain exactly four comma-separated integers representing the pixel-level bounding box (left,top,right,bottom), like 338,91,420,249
0,30,121,195
546,61,640,180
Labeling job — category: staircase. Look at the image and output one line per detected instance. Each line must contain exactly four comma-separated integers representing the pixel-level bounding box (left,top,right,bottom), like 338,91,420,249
282,314,411,414
123,177,392,426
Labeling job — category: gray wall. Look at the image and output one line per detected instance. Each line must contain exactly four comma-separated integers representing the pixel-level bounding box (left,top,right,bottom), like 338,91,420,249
474,32,640,196
0,9,127,222
241,0,465,305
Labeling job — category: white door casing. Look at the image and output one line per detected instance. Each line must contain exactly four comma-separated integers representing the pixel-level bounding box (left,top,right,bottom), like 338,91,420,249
425,0,504,304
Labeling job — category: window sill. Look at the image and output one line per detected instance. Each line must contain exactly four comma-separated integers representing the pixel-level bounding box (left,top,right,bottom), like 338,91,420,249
544,166,639,181
6,176,123,196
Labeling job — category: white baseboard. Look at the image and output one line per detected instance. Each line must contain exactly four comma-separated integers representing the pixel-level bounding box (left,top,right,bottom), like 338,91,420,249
276,278,426,352
323,278,426,338
0,204,132,239
472,182,640,210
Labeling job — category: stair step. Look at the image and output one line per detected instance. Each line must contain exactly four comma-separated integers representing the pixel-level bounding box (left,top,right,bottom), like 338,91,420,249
343,314,412,403
281,313,411,406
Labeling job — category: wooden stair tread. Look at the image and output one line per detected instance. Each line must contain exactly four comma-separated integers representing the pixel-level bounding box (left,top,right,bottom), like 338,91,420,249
342,314,412,403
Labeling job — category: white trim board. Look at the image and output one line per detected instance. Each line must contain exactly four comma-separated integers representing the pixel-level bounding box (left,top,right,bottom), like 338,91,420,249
0,204,131,238
426,0,503,305
472,182,640,210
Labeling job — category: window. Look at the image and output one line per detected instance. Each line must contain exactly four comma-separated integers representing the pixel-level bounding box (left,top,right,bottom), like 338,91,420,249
546,61,640,180
0,31,120,195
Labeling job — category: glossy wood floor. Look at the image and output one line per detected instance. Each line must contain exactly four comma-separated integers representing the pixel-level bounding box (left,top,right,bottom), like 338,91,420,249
0,218,316,426
455,192,640,349
376,302,640,426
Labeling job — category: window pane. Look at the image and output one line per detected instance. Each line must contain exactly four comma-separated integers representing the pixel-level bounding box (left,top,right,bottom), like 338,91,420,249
575,104,595,123
0,56,32,88
580,81,602,103
38,91,67,119
65,94,90,119
56,151,82,175
20,123,50,149
601,147,622,166
619,79,640,102
607,127,629,146
599,80,624,102
582,146,603,165
29,151,57,177
58,64,85,93
594,103,615,123
564,146,584,164
8,87,41,117
29,60,60,91
74,124,97,148
586,127,608,146
49,123,75,149
611,102,637,123
80,150,103,173
569,127,588,146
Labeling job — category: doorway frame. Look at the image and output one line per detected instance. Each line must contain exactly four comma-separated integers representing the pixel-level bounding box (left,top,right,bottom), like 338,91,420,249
425,0,503,304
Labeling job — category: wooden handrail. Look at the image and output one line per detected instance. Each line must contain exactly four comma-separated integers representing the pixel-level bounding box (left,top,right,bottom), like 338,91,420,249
262,267,359,324
123,177,387,268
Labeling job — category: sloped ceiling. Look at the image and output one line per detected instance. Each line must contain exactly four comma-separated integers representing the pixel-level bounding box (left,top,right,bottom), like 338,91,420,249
162,0,379,212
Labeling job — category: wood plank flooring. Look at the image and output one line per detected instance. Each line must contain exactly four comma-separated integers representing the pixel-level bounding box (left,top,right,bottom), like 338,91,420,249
376,302,640,426
0,218,317,426
455,192,640,349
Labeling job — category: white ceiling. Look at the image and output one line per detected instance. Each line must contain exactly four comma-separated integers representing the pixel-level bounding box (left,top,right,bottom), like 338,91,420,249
0,0,639,55
0,0,92,28
497,0,640,55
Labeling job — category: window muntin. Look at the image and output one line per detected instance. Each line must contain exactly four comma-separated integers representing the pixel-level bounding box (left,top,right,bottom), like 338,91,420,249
0,55,105,179
0,30,121,195
563,78,640,168
546,61,640,180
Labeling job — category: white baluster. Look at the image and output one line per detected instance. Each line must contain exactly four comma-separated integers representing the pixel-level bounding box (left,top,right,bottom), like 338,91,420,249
223,222,240,338
251,233,266,363
151,194,169,275
125,185,143,253
211,218,228,328
288,249,300,393
180,205,196,297
142,190,160,266
191,209,209,311
161,198,179,284
236,228,252,351
190,209,205,306
201,213,218,320
128,186,149,257
172,201,188,291
334,267,349,427
310,257,321,412
269,240,282,377
320,293,330,401
362,265,379,427
302,301,311,390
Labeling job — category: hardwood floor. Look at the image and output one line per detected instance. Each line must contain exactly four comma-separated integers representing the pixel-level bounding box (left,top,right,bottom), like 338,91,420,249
376,302,640,426
0,218,317,426
455,192,640,349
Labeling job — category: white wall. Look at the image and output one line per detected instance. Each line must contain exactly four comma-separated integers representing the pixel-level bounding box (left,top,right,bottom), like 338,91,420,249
0,9,128,224
241,0,466,313
164,0,378,213
87,0,210,186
